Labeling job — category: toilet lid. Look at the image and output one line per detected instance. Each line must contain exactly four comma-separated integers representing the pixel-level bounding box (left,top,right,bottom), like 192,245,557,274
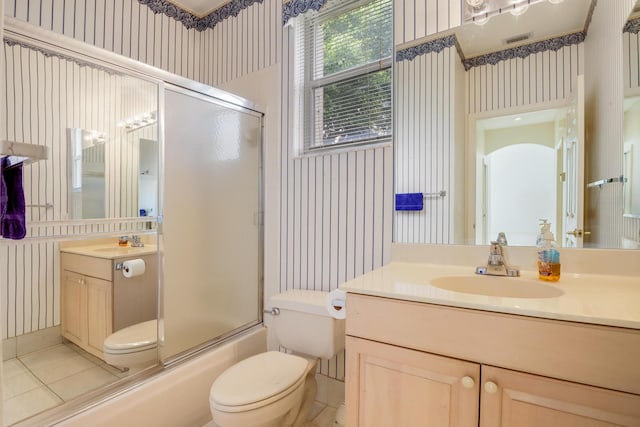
104,319,157,353
211,351,308,408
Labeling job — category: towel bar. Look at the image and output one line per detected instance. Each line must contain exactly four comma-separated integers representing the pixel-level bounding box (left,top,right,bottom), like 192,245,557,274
587,176,626,188
424,190,447,198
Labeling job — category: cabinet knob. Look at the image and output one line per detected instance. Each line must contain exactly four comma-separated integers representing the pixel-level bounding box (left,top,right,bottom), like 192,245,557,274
461,376,475,389
484,381,498,394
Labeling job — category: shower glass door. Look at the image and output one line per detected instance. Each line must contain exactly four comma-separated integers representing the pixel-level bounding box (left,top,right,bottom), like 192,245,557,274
160,85,263,362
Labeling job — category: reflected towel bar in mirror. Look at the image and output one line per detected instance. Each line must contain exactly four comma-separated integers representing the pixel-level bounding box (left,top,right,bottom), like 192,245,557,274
1,140,49,168
587,176,626,188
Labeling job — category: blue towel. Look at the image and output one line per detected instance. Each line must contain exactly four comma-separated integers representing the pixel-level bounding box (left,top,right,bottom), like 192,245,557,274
395,193,424,211
1,157,27,240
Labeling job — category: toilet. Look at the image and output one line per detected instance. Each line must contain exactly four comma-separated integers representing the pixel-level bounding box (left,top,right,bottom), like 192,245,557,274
209,290,345,427
103,319,158,368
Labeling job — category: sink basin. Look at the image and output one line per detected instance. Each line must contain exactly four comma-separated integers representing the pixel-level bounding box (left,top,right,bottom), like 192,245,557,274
430,275,564,299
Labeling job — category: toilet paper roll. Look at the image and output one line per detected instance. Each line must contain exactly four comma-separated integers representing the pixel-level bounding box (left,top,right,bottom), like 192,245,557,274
122,259,146,278
326,289,347,319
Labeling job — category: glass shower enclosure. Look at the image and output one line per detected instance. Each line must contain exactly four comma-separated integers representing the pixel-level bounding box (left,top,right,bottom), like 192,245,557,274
159,85,263,363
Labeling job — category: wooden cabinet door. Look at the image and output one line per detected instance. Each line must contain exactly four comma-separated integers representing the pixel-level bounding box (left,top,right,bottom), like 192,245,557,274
346,336,480,427
61,270,86,345
480,365,640,427
85,276,113,358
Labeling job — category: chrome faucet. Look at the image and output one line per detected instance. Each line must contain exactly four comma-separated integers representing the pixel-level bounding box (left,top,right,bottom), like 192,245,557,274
476,237,519,277
129,235,144,247
120,235,144,247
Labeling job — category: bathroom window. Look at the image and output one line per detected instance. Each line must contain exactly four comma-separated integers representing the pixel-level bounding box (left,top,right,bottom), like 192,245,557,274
297,0,393,152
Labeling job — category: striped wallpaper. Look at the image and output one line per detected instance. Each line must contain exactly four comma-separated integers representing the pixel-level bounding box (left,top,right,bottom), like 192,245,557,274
394,46,465,244
4,0,204,81
278,20,393,378
466,44,584,115
394,0,461,47
1,39,158,339
4,0,283,87
200,0,281,86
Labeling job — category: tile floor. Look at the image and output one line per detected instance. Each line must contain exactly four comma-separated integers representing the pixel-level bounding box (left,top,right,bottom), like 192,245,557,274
308,401,340,427
2,342,130,426
4,344,341,427
201,401,339,427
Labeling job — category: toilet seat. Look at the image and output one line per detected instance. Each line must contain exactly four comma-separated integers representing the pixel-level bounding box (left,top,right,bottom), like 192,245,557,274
104,319,157,354
103,320,157,367
210,351,309,413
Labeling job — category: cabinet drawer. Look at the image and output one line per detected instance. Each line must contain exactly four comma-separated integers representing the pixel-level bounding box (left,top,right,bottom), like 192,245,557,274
61,252,112,281
347,293,640,395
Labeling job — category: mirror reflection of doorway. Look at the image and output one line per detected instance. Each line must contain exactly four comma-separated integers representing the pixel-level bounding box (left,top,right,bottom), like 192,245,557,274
474,108,564,246
485,143,556,245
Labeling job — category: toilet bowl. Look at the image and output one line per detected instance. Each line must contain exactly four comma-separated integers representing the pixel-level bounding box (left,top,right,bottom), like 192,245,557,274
103,319,158,368
209,290,345,427
210,351,317,427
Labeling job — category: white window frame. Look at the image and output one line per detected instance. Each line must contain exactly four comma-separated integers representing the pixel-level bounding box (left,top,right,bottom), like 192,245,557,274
297,0,393,154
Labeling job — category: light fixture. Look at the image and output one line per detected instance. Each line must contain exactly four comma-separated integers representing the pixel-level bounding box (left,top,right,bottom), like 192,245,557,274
463,0,543,23
118,111,158,132
466,0,487,9
548,0,564,4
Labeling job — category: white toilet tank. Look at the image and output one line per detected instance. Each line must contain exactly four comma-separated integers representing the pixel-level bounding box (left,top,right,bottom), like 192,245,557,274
269,290,345,359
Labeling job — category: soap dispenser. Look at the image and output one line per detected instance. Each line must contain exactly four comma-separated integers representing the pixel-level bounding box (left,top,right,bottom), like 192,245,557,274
536,220,561,282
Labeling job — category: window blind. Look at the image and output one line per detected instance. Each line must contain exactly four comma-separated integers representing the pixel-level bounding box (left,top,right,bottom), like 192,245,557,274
296,0,393,151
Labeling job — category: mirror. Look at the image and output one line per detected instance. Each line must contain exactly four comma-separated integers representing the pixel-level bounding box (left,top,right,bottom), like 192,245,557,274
394,0,640,249
624,97,640,218
67,126,159,221
64,83,158,221
471,107,568,246
624,2,640,222
68,128,106,219
1,37,160,425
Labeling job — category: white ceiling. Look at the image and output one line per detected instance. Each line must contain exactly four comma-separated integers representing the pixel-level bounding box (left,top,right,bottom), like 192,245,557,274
457,0,591,59
477,108,563,131
166,0,228,17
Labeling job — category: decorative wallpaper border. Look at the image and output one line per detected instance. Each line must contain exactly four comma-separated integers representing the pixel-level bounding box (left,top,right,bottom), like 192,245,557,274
396,31,585,71
396,0,594,70
462,31,585,70
624,17,640,34
282,0,330,25
395,35,457,62
138,0,265,31
3,38,121,75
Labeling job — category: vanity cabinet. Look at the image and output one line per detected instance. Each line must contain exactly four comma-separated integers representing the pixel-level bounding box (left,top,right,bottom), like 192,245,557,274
61,254,114,359
346,294,640,426
60,251,157,360
61,269,112,357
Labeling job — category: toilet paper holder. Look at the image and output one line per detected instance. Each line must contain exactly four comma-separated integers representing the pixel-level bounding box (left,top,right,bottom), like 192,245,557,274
115,263,124,270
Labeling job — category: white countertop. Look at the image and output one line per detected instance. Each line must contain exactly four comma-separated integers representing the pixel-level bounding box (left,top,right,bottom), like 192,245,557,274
340,262,640,330
60,243,158,259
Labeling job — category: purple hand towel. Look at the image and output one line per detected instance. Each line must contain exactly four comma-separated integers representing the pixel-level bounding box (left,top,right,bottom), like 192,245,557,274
1,157,27,240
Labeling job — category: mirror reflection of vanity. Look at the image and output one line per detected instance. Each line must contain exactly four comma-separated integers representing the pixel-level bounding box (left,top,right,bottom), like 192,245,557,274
1,27,161,425
394,0,640,250
2,15,264,425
